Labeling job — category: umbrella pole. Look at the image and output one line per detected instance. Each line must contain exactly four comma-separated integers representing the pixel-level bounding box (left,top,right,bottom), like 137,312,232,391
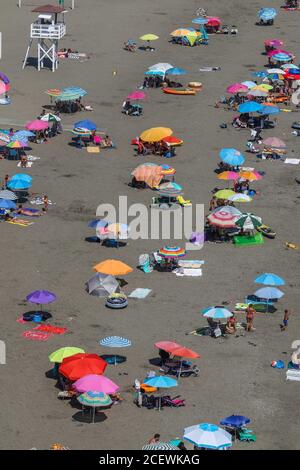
93,407,95,424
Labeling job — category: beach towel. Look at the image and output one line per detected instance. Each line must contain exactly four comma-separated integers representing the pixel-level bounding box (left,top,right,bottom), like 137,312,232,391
178,260,205,269
284,158,300,164
22,330,52,341
16,317,27,324
174,268,202,277
129,288,152,299
27,155,40,161
17,162,33,168
17,208,41,217
7,218,34,226
87,146,100,153
33,324,67,335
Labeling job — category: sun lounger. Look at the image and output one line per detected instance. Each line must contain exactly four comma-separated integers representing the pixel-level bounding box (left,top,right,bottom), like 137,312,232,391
7,218,34,226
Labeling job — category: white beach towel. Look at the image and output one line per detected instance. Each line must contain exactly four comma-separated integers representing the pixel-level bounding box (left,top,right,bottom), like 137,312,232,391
17,161,33,168
129,288,152,299
174,268,202,277
284,158,300,165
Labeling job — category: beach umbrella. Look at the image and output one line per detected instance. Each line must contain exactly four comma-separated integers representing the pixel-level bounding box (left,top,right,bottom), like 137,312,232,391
158,246,186,258
0,81,9,95
155,341,181,351
170,28,193,37
254,84,273,91
131,164,163,188
140,33,159,42
192,17,208,25
258,8,277,21
239,171,262,181
264,39,283,48
144,70,165,76
45,88,61,97
26,290,57,305
267,68,284,74
0,132,10,143
202,306,232,319
74,374,119,394
217,171,240,181
127,91,146,100
7,179,32,190
71,127,92,137
219,149,245,166
142,443,177,450
163,345,199,359
226,83,248,94
272,53,292,62
254,287,284,299
88,219,109,229
237,101,263,113
166,67,187,76
86,273,119,297
6,140,28,149
59,354,107,381
162,136,182,147
220,415,250,428
281,63,298,71
247,89,268,98
74,120,97,131
140,127,173,142
12,130,35,140
207,210,238,228
252,71,268,78
26,120,49,131
268,49,292,58
184,423,232,449
144,376,177,407
241,81,257,89
40,113,61,122
49,347,85,363
93,260,133,276
0,198,17,210
0,190,17,200
228,193,252,203
257,105,280,115
254,273,285,286
0,72,10,85
9,173,32,183
77,391,112,423
235,213,262,231
99,336,132,348
149,63,173,72
158,181,182,193
214,189,235,200
106,223,129,240
184,32,200,46
212,206,242,217
206,18,221,27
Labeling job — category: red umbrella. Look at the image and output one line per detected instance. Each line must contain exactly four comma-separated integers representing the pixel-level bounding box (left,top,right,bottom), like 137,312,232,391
162,136,183,146
155,341,200,358
207,210,238,228
59,353,107,381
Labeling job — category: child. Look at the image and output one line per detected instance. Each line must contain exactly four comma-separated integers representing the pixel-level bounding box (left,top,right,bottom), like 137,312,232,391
281,309,291,331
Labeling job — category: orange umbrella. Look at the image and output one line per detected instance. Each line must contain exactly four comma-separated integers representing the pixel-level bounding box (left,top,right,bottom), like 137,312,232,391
155,341,200,358
132,164,163,188
239,171,262,181
93,259,133,276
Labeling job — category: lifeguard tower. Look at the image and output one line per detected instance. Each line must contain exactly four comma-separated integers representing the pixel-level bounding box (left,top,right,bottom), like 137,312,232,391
22,4,66,72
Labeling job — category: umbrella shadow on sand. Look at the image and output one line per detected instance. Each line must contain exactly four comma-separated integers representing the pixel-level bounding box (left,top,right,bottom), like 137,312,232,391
149,357,162,367
22,310,52,321
72,411,108,424
85,236,100,243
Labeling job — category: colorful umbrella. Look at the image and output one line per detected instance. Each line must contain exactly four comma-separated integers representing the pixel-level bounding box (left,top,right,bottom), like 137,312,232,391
77,391,112,407
226,83,248,94
59,354,107,381
254,273,285,286
71,127,92,137
162,136,182,146
105,223,129,239
237,101,263,113
26,290,57,304
192,18,208,25
217,171,240,181
49,347,85,363
74,120,97,131
264,39,283,48
207,211,238,228
228,193,252,203
144,376,177,388
268,49,292,58
0,72,10,85
99,336,131,348
241,81,257,89
12,130,35,140
127,91,146,100
142,443,177,450
235,213,262,230
40,113,61,122
239,171,262,181
166,67,187,75
254,287,284,299
212,205,242,217
202,307,232,319
26,120,49,131
271,53,292,62
214,189,235,200
74,374,119,394
184,423,232,449
140,127,173,142
158,182,182,193
247,89,268,98
148,63,173,72
88,219,109,229
140,34,159,41
6,140,28,149
93,260,133,276
158,246,186,258
171,28,193,37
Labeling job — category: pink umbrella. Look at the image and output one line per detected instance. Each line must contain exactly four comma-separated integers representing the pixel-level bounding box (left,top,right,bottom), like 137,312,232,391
73,374,119,394
267,49,293,57
26,120,49,131
127,91,146,100
262,137,286,148
226,83,248,94
0,82,9,95
264,39,284,48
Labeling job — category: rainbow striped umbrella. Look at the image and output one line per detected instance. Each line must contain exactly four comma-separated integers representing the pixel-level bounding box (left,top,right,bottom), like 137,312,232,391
158,246,186,258
77,391,112,407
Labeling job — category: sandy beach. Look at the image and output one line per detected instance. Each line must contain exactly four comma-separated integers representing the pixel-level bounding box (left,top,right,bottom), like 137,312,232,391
0,0,299,450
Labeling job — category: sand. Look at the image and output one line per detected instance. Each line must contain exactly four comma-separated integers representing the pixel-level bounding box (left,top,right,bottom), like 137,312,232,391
0,0,299,450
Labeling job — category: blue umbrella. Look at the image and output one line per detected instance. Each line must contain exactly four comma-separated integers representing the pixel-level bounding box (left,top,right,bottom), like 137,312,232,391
0,198,17,210
252,71,268,78
254,273,285,286
219,148,245,166
286,69,300,75
62,86,87,96
7,180,32,190
258,105,280,116
74,120,97,131
145,70,165,76
88,219,109,229
272,53,291,62
254,287,284,299
12,130,35,141
10,173,32,183
220,415,250,428
202,306,232,319
192,17,208,25
258,8,277,20
238,101,263,113
166,67,187,75
144,376,177,388
99,336,132,348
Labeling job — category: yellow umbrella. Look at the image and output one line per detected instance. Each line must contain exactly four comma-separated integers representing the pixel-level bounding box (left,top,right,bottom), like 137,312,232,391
140,34,159,41
140,127,173,143
170,28,193,37
252,84,273,91
93,259,133,276
214,189,236,200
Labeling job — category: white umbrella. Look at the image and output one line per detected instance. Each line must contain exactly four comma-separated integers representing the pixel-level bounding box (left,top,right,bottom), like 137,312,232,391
247,89,268,97
0,190,17,200
228,193,252,203
148,63,174,73
267,68,285,74
184,423,232,449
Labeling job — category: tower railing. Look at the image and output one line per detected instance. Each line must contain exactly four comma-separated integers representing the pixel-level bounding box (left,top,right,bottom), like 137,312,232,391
30,22,66,39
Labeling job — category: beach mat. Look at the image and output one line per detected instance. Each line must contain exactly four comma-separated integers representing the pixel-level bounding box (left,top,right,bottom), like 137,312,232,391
22,330,52,341
87,146,100,153
7,218,34,226
233,233,264,247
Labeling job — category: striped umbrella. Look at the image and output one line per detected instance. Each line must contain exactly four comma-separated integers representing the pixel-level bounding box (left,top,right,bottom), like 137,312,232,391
207,210,238,228
184,423,232,449
158,181,183,196
212,206,242,217
6,140,28,149
99,336,132,348
235,213,262,231
272,53,292,63
71,127,92,137
228,193,252,203
0,190,17,200
158,246,186,258
202,306,233,319
142,442,177,450
40,113,61,122
77,391,112,423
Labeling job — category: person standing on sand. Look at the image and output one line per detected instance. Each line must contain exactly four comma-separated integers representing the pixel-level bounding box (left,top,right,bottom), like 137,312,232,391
3,174,9,189
281,309,291,331
246,304,256,332
43,195,49,212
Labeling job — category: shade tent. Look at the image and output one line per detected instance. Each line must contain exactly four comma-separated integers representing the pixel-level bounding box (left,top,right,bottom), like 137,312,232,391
85,273,120,297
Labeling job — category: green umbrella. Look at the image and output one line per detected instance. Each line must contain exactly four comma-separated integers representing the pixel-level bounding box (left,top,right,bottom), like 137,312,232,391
235,213,262,231
49,347,85,363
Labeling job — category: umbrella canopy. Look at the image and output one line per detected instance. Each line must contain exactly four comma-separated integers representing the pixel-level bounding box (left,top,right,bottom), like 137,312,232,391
40,113,61,122
219,148,245,166
145,70,165,77
207,210,238,228
86,273,119,297
235,213,262,230
202,306,232,319
10,173,32,183
59,354,107,381
254,273,285,286
239,171,262,181
0,132,10,143
132,164,164,188
158,246,186,258
217,171,240,181
254,287,284,299
220,415,250,429
237,101,263,113
158,181,182,192
155,340,181,351
258,105,280,115
206,18,221,27
71,127,92,137
226,83,248,94
144,376,178,388
12,130,35,140
88,219,109,229
241,81,257,89
228,193,252,203
0,81,9,95
0,72,10,85
26,120,49,131
140,127,173,142
26,290,57,304
93,260,133,276
99,336,132,348
6,140,28,149
7,179,32,190
171,28,193,37
74,120,97,131
162,136,182,146
252,71,268,78
214,189,235,200
74,374,119,394
49,347,85,363
142,442,177,450
247,89,268,98
155,343,199,359
264,39,283,48
166,67,187,76
262,137,286,148
0,190,17,200
127,91,146,100
212,205,242,217
192,18,208,25
77,391,112,407
268,49,292,58
149,63,173,72
272,53,292,62
258,8,277,20
0,198,17,210
184,423,232,449
140,34,159,41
